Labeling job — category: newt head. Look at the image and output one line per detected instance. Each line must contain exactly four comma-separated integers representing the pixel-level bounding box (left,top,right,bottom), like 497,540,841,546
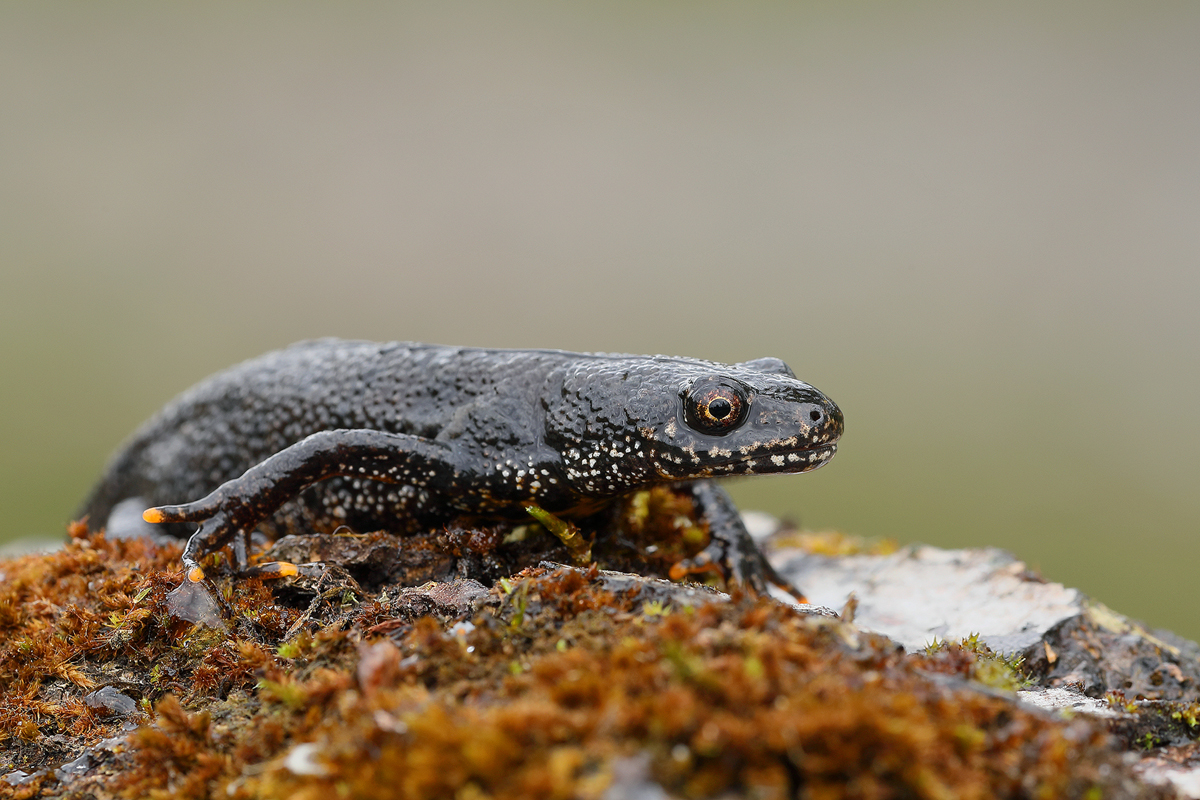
649,361,843,479
547,355,843,494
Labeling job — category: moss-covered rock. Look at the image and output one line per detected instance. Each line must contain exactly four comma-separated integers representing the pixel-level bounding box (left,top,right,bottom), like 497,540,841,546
0,505,1192,798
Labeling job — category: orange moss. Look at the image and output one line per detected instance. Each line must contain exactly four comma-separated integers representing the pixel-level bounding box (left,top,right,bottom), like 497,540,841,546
0,527,297,780
230,572,1148,800
0,518,1177,799
117,695,228,799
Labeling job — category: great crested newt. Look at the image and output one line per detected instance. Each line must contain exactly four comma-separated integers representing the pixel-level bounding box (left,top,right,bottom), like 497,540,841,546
80,340,843,597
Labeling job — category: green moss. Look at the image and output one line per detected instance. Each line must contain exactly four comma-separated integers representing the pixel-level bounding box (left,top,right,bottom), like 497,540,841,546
916,633,1031,692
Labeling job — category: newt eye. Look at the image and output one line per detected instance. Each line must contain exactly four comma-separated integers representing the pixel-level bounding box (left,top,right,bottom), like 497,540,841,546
683,380,750,435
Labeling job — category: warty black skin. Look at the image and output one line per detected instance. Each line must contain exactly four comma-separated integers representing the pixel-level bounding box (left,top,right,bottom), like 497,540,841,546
81,339,844,590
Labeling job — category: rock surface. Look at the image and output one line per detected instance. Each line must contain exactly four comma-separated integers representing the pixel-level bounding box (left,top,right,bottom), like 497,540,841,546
776,545,1083,652
769,537,1200,798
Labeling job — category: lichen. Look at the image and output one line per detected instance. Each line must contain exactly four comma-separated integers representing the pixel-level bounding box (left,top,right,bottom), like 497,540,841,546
766,528,899,557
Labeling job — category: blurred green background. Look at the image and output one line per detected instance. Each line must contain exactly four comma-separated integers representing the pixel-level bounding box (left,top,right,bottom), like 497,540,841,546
2,3,1197,637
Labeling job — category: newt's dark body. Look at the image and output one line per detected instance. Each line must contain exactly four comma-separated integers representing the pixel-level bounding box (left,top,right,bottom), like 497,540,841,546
81,340,843,591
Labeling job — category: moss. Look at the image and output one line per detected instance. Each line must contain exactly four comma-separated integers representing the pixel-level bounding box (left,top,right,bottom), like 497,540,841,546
915,634,1032,693
1102,692,1200,753
0,510,1179,799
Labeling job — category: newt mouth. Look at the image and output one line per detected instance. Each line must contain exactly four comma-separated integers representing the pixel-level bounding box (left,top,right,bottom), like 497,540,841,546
760,442,838,471
689,441,838,478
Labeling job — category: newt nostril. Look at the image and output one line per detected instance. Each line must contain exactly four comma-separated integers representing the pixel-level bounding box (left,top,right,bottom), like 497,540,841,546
808,407,823,423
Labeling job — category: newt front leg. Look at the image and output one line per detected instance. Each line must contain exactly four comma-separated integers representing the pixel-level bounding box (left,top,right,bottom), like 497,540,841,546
144,428,460,581
670,481,808,603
